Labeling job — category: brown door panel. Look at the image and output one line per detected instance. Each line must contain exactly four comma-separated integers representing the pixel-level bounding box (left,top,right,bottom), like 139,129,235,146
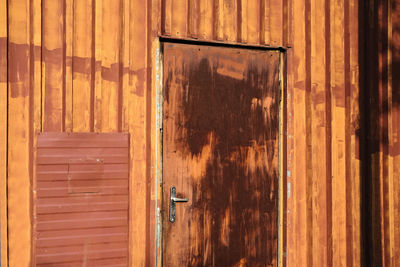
162,43,281,267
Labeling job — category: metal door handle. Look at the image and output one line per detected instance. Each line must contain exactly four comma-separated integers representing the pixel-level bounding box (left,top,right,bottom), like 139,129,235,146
171,197,189,202
169,186,188,222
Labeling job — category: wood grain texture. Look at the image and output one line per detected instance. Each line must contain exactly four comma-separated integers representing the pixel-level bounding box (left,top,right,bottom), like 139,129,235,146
0,0,7,265
270,0,283,46
42,0,65,132
349,0,361,266
0,0,377,266
171,0,188,37
7,0,34,265
330,0,348,265
310,0,329,265
100,0,122,132
163,43,280,267
372,0,400,266
129,0,149,265
65,0,73,132
390,3,400,264
160,0,286,47
287,0,309,266
72,0,93,132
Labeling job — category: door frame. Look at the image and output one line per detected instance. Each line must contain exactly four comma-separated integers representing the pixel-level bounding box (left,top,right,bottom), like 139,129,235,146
150,37,288,267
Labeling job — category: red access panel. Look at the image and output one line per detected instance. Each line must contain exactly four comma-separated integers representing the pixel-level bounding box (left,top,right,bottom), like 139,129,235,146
34,132,129,267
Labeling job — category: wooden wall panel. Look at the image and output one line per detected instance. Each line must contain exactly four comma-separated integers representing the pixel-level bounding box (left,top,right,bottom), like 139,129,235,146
3,0,394,266
100,0,122,132
72,0,93,132
310,0,329,266
349,0,361,265
129,0,149,265
287,0,309,266
0,0,7,265
7,0,35,265
330,0,347,265
362,0,400,266
42,0,65,132
286,0,361,266
160,0,287,47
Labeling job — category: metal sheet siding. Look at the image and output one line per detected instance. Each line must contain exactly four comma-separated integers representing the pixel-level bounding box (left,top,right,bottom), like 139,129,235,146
1,0,398,266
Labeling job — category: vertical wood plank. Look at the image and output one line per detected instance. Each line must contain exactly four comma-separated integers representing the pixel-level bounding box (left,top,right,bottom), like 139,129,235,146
7,0,33,265
222,0,237,42
94,0,102,132
163,0,172,35
199,0,213,40
188,0,200,38
0,0,8,264
364,1,382,265
261,0,271,45
129,0,148,265
32,0,41,133
305,1,313,266
42,0,65,131
150,1,161,265
65,0,73,132
285,1,294,263
100,0,122,132
246,0,260,44
389,0,400,265
214,0,223,40
151,0,161,37
73,0,93,132
349,0,361,266
287,0,308,265
283,0,292,47
270,0,283,46
121,0,130,132
30,1,41,265
310,0,329,265
378,1,391,266
387,9,395,261
149,38,162,267
240,0,248,43
171,0,188,37
330,0,347,265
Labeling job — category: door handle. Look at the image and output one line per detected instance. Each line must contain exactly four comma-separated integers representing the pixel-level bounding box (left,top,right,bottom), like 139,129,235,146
169,186,188,222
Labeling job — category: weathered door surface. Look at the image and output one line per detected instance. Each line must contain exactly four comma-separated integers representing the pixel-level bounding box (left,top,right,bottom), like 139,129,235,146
162,43,281,267
34,133,129,266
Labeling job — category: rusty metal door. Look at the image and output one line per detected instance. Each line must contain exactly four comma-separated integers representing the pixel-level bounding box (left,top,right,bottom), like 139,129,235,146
162,43,281,267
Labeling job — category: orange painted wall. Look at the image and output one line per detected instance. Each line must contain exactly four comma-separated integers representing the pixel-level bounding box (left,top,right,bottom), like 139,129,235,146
1,0,397,266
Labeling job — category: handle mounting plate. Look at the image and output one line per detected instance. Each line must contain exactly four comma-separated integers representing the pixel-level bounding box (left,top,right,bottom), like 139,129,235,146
169,186,188,222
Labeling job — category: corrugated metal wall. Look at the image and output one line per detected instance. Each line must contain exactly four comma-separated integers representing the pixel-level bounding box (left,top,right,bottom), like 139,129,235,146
1,0,398,266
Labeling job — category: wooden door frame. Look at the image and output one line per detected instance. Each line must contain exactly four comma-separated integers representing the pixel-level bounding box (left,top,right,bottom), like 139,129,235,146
150,37,288,267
